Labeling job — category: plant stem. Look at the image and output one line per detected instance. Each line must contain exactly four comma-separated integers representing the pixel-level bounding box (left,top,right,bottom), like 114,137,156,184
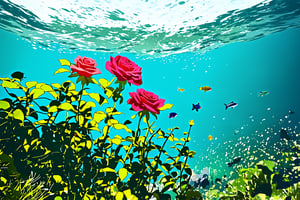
178,125,192,190
77,84,84,124
123,114,143,163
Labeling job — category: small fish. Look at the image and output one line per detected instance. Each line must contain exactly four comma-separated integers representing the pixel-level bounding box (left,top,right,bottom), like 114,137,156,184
192,103,201,112
168,112,178,119
226,156,241,167
259,91,269,96
208,135,213,140
224,101,238,110
178,88,185,92
199,86,212,92
289,110,295,114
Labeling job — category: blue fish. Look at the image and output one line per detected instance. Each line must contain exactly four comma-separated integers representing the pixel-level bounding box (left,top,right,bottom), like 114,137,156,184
192,103,201,112
168,112,177,119
224,101,238,110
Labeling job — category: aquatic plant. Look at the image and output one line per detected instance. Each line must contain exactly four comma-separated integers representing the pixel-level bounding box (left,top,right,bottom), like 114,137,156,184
205,141,300,200
0,56,201,199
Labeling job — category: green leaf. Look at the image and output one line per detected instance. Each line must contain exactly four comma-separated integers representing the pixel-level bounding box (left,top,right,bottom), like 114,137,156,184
107,119,118,126
114,124,131,133
93,111,106,123
0,177,7,184
53,68,71,75
257,160,275,172
99,78,110,88
1,81,20,89
25,81,37,88
80,101,96,111
105,87,114,98
116,192,124,200
51,83,61,88
0,100,10,110
88,93,100,102
53,175,62,183
30,88,45,99
54,197,63,200
100,167,116,173
86,140,92,150
68,72,79,78
159,103,174,111
58,103,75,111
118,168,128,181
58,59,71,66
13,109,24,122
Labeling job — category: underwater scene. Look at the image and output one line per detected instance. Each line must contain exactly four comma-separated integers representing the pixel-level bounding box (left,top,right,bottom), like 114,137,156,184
0,0,300,199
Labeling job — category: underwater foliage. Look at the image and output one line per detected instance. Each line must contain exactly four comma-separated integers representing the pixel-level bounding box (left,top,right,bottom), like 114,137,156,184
0,57,201,200
205,142,300,200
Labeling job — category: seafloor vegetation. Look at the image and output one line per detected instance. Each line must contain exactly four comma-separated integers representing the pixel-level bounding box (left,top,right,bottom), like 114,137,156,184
0,56,299,200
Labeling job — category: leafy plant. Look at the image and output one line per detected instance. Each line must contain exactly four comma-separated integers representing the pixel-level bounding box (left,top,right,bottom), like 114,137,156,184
0,57,202,200
205,142,300,200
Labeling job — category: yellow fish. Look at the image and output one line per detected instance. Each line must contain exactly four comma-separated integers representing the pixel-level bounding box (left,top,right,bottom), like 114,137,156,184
199,86,212,92
178,88,185,92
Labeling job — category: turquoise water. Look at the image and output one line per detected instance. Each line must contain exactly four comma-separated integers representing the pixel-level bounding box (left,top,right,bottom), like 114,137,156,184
1,0,300,195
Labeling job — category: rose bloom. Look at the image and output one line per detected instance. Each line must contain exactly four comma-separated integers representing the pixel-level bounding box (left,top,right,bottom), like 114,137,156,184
127,88,165,114
105,55,142,86
70,56,101,77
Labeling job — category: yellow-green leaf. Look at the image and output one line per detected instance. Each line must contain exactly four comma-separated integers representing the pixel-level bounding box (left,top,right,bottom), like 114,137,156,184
0,177,7,184
58,59,71,66
88,93,100,102
48,106,58,113
51,83,61,88
114,124,131,133
58,103,75,111
0,100,10,110
93,111,106,123
96,180,103,185
90,78,98,85
123,189,132,199
25,81,37,88
86,140,92,150
13,109,24,122
54,68,71,75
111,137,122,145
30,88,45,99
105,88,114,98
2,81,19,89
40,84,54,92
99,78,110,88
53,175,62,183
116,192,124,200
118,168,128,181
80,101,96,111
100,167,116,173
159,103,174,111
107,119,118,126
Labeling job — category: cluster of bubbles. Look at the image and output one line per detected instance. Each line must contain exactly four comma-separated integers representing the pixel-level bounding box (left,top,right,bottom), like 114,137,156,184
193,113,299,182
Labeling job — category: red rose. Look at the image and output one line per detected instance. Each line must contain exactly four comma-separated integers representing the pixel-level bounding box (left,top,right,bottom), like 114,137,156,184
70,56,101,77
105,55,142,86
127,88,165,114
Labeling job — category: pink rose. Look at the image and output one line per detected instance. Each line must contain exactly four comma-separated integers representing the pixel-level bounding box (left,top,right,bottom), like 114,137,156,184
70,56,101,77
105,55,142,86
127,88,165,114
